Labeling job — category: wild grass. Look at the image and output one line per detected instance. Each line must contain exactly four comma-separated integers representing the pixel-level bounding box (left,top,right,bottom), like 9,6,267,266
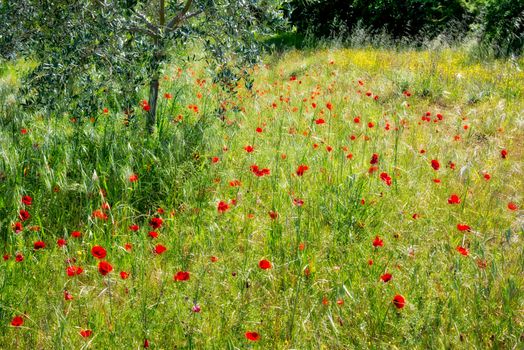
0,47,522,349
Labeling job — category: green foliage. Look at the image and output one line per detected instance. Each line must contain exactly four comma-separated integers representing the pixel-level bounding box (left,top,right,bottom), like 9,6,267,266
478,0,524,56
0,0,286,129
288,0,524,56
289,0,470,41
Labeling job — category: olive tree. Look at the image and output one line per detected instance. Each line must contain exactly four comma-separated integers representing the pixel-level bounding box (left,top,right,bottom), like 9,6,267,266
0,0,285,132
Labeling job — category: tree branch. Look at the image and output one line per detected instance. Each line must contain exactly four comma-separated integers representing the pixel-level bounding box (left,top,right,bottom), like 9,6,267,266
184,10,204,22
128,26,159,38
160,0,165,26
166,0,194,30
133,11,160,35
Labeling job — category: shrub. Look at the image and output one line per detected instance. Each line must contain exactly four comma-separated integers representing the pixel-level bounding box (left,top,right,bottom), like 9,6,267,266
478,0,524,56
289,0,470,42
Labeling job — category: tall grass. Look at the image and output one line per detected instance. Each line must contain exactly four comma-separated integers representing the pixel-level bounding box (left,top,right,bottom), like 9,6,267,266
0,47,522,349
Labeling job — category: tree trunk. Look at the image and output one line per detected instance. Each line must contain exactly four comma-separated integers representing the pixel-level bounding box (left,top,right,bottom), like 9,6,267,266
144,1,166,134
147,77,159,134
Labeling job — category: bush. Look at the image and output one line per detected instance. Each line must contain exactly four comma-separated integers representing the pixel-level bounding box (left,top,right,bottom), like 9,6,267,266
289,0,470,42
479,0,524,56
288,0,524,56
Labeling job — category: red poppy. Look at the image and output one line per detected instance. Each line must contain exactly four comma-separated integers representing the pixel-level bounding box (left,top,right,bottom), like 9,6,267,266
229,179,242,187
457,224,471,232
256,127,263,133
129,225,140,231
57,238,67,247
392,294,405,309
448,194,460,204
380,273,392,283
501,149,508,159
64,290,73,300
293,198,304,206
12,222,23,233
217,201,230,213
245,331,260,341
259,259,272,269
250,164,270,177
210,256,219,262
92,210,108,220
149,217,163,229
19,210,30,221
296,164,309,176
326,102,333,111
379,172,392,186
120,271,130,280
244,145,254,153
71,230,82,238
144,339,150,348
508,202,518,211
148,231,159,239
268,211,278,220
11,315,24,327
431,159,440,171
370,153,379,165
91,245,107,259
174,271,190,281
15,254,24,262
154,244,167,255
125,243,132,251
33,241,45,250
22,195,32,206
80,329,93,338
129,173,139,182
456,246,469,256
315,118,325,125
98,261,113,276
66,266,83,276
211,157,220,163
372,236,384,247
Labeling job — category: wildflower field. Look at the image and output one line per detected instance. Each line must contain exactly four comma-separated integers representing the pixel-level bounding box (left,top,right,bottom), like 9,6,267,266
0,47,523,349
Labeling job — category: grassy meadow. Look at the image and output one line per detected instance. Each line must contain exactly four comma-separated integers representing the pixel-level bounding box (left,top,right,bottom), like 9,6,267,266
0,47,523,349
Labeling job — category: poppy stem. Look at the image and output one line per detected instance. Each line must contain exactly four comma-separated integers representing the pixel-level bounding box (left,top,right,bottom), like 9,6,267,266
379,303,391,332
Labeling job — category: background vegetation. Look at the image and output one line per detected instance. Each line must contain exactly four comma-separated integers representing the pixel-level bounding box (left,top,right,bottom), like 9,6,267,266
0,1,523,349
287,0,524,56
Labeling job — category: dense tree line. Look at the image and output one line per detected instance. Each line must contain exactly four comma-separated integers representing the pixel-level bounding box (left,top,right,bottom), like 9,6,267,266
289,0,524,56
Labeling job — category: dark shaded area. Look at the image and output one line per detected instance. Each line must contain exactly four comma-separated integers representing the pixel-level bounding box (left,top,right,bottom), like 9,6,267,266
286,0,523,56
